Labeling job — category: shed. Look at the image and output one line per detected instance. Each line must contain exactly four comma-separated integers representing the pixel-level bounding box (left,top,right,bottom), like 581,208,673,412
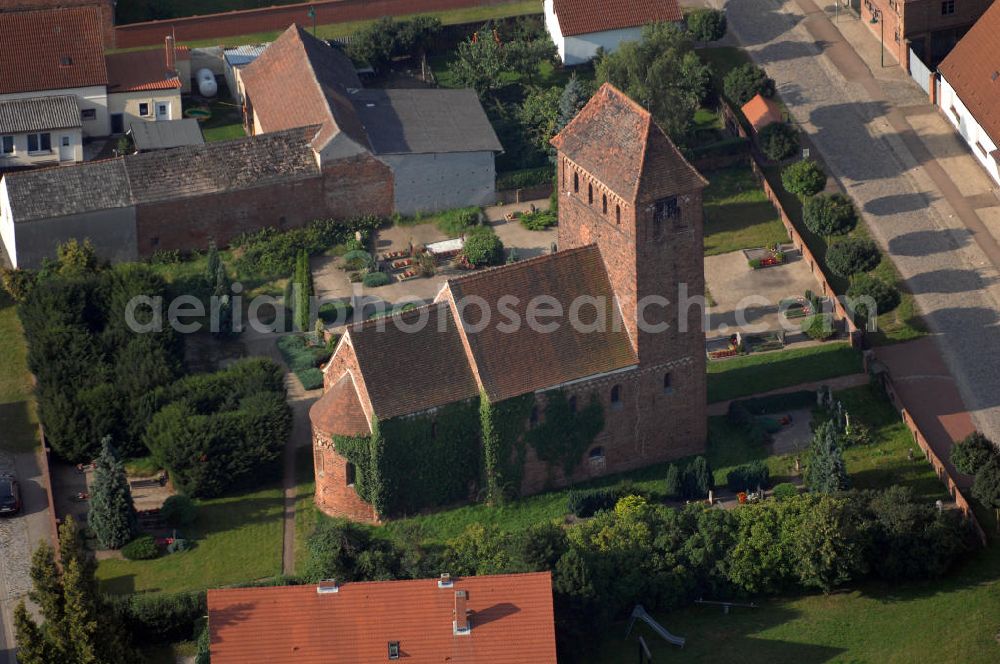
128,118,205,151
741,94,784,133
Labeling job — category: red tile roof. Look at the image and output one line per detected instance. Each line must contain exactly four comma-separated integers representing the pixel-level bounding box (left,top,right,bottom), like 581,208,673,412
552,0,682,37
445,245,638,403
207,573,557,664
309,373,370,436
0,6,108,94
345,302,481,419
938,2,1000,146
106,49,181,92
241,24,368,151
741,93,783,132
551,83,707,203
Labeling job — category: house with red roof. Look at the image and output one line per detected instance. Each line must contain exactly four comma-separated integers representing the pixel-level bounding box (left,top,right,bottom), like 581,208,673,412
741,93,784,134
310,83,708,523
207,573,558,664
105,38,191,134
937,1,1000,186
543,0,683,65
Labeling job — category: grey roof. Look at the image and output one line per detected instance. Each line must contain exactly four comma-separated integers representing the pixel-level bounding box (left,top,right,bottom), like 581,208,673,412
128,119,205,151
351,88,503,155
3,127,319,222
224,43,269,68
0,95,81,134
4,159,129,223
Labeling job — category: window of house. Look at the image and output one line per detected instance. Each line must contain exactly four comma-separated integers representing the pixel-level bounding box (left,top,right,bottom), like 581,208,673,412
976,141,988,156
314,449,325,477
27,133,51,153
573,172,579,193
654,197,681,225
80,108,96,121
61,136,70,147
941,0,955,14
663,373,673,394
346,462,356,486
610,384,622,409
615,204,621,225
588,183,593,205
139,103,151,117
602,193,608,214
388,642,400,660
950,106,961,122
589,446,605,460
1,136,12,155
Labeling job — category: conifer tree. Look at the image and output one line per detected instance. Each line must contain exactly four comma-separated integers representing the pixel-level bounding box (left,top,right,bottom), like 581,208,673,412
557,73,588,131
806,421,850,494
88,437,137,550
14,601,52,664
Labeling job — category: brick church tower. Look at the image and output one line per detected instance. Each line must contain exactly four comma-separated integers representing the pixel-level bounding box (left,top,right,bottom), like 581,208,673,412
551,83,709,456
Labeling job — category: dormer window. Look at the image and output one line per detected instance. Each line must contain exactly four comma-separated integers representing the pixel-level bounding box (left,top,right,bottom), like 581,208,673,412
60,56,72,66
388,641,400,660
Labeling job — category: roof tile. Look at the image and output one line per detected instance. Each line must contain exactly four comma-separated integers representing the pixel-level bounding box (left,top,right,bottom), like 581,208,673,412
938,2,1000,146
106,49,181,92
741,93,783,132
552,0,682,37
309,373,370,435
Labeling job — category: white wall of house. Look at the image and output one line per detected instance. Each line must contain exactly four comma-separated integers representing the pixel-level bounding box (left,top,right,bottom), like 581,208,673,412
108,89,183,134
544,0,645,65
0,180,17,267
380,151,496,216
0,127,83,167
0,86,110,137
939,75,1000,186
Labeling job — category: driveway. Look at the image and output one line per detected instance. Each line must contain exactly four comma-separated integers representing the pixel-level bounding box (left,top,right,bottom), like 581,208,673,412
719,0,1000,442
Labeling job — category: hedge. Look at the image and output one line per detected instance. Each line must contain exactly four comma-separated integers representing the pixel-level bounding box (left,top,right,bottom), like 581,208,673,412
688,135,750,159
122,535,159,560
497,166,555,191
730,391,815,415
726,460,771,492
567,487,625,518
519,209,558,230
362,272,391,288
110,591,206,645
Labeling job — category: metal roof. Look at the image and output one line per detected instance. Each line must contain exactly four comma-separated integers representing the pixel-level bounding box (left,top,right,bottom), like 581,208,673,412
0,95,81,134
128,119,205,151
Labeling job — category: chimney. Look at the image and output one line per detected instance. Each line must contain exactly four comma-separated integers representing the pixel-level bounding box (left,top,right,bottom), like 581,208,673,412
316,579,339,594
453,590,470,635
165,35,177,76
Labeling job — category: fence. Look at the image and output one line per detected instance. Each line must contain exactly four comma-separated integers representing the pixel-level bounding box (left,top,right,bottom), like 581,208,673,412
749,158,865,348
495,182,553,204
878,375,988,546
114,0,525,49
908,47,933,97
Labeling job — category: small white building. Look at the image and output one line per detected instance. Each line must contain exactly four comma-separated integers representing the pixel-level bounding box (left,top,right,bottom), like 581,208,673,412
937,3,1000,186
224,44,270,104
543,0,683,65
0,96,84,167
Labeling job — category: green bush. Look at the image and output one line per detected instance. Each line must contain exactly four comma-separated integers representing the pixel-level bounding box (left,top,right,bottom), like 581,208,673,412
110,591,206,645
519,209,558,230
276,334,331,373
950,432,997,475
122,535,160,560
802,313,837,340
731,391,815,415
437,207,481,236
341,250,374,272
826,237,881,277
664,464,682,499
688,135,749,159
497,166,555,190
781,160,826,198
362,271,391,288
724,63,775,106
846,274,900,323
318,301,353,324
297,368,325,390
726,461,771,492
686,8,727,43
772,482,799,501
160,495,197,528
462,227,506,267
567,487,625,518
682,456,713,500
758,122,798,161
803,194,858,236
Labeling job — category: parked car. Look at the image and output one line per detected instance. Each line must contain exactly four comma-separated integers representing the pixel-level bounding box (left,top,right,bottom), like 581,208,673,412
0,473,21,516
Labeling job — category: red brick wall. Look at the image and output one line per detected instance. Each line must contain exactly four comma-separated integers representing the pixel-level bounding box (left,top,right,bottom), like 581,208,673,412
864,0,992,65
4,0,115,48
313,430,380,523
114,0,517,49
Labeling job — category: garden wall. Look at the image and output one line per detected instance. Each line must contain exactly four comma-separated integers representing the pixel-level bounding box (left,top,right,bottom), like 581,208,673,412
749,158,864,348
114,0,522,48
37,423,63,562
495,182,553,204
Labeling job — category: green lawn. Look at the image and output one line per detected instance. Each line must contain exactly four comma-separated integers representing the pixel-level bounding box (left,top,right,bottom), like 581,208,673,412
703,165,789,256
0,294,38,453
97,485,285,595
707,343,864,403
192,98,246,143
294,445,317,572
118,1,543,50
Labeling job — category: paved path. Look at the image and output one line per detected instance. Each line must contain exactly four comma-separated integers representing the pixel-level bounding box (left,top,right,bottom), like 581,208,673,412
707,372,869,415
720,0,1000,445
280,364,320,577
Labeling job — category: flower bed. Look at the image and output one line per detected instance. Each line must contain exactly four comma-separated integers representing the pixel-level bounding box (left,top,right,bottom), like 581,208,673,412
380,249,410,261
748,251,786,269
397,269,420,281
709,348,741,359
391,258,415,270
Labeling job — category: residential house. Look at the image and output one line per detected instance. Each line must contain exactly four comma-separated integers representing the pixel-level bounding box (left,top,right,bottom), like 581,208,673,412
241,25,501,215
937,1,1000,186
206,573,557,664
0,95,84,168
309,84,708,523
0,6,110,137
543,0,682,65
105,39,191,134
861,0,995,67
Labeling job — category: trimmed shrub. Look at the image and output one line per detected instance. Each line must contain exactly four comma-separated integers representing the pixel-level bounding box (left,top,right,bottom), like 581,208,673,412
682,456,713,500
726,460,771,492
567,487,624,518
826,237,881,277
724,63,775,106
847,274,900,323
972,457,1000,511
362,271,391,288
497,166,554,190
160,495,197,528
297,368,324,390
772,482,799,501
110,591,207,645
758,122,798,161
781,160,826,198
664,464,682,499
318,301,353,324
462,227,506,267
950,432,997,475
732,391,815,415
122,535,160,561
519,209,558,230
342,250,374,272
686,8,727,44
802,313,837,341
803,194,858,236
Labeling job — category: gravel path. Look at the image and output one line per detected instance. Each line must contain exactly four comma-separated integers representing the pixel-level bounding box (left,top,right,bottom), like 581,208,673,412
721,0,1000,441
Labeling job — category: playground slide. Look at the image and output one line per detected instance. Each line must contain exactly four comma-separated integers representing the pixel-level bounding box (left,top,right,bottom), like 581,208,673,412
626,605,686,648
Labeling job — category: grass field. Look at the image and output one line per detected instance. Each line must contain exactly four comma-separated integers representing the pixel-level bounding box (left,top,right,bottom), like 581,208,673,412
0,294,38,453
97,485,285,595
703,165,789,256
120,1,543,50
189,98,246,143
707,343,864,403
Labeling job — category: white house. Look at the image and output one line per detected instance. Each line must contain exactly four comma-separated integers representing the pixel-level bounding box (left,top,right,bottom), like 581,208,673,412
937,3,1000,186
105,42,189,135
0,96,84,167
543,0,683,65
0,6,111,137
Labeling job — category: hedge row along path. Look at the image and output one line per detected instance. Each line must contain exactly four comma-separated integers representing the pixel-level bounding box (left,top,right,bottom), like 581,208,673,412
706,372,869,416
